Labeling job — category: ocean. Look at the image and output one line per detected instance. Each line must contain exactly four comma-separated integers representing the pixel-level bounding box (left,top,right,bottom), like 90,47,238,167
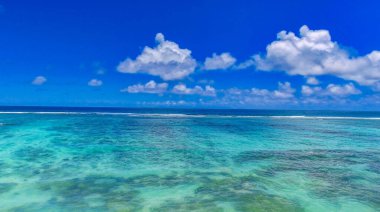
0,106,379,211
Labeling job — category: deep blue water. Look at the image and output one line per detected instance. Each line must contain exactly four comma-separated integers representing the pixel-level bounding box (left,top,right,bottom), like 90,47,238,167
1,106,380,117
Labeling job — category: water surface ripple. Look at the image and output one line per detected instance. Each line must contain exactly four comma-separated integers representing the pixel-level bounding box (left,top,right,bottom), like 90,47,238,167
0,110,379,211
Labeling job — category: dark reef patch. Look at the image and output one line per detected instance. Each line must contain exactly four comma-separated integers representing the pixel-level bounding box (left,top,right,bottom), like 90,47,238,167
13,147,55,162
0,183,17,193
235,149,380,206
38,175,143,211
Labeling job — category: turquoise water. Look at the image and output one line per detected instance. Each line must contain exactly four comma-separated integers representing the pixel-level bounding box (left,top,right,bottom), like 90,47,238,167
0,109,380,211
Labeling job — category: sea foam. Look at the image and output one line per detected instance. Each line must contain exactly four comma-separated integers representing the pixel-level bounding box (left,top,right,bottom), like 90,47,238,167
0,111,380,120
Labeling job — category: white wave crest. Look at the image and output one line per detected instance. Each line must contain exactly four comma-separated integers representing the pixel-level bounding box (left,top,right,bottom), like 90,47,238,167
0,111,379,120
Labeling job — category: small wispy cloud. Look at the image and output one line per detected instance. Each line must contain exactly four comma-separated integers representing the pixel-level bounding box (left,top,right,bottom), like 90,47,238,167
88,79,103,87
32,76,47,85
121,80,168,94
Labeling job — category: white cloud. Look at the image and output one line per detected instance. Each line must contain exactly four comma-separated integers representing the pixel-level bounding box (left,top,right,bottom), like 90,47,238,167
301,85,321,96
302,83,361,97
203,52,236,70
198,79,215,85
172,84,216,96
273,82,296,98
250,88,271,96
242,25,380,87
227,82,295,99
221,82,296,107
325,83,361,96
117,33,197,81
139,100,194,106
88,79,103,87
121,80,168,94
32,76,47,85
306,77,319,85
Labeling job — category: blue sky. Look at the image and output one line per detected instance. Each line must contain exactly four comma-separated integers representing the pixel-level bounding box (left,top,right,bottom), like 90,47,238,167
1,0,380,109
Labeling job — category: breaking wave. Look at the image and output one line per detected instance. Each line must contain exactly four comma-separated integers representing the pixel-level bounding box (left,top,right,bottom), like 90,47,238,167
0,111,380,120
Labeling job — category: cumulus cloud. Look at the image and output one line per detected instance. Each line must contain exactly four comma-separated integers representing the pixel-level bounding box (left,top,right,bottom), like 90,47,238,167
273,82,296,98
301,86,321,96
172,84,216,96
32,76,47,85
88,79,103,87
203,52,236,70
242,25,380,87
117,33,197,81
302,83,361,97
121,80,168,94
326,83,361,96
306,77,319,85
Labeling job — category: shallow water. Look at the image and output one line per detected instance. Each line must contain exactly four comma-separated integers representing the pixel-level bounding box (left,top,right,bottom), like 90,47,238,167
0,109,379,211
